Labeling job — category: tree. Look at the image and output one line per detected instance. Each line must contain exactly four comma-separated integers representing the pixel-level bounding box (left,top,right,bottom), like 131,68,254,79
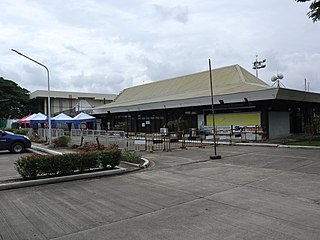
296,0,320,22
0,77,30,119
167,116,185,131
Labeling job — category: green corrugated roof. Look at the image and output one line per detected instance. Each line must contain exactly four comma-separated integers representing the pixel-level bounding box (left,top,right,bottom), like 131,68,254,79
112,64,270,106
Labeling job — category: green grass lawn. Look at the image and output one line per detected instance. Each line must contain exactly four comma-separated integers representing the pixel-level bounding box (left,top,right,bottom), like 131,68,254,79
286,139,320,146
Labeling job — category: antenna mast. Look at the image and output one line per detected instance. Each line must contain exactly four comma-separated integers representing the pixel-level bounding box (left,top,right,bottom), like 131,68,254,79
252,55,266,78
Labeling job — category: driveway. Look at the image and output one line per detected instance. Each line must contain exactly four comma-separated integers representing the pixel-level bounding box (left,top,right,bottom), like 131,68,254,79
0,151,31,181
0,145,320,239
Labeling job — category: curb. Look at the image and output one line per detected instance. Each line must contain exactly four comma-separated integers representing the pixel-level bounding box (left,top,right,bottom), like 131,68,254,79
234,142,320,149
234,142,279,147
140,157,150,168
277,144,320,149
31,145,63,155
206,141,279,148
216,141,320,149
0,167,126,191
121,158,150,169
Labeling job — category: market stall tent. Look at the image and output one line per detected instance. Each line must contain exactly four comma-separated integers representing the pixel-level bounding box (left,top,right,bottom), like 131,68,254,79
51,113,74,123
72,112,96,129
29,112,48,125
17,114,35,127
52,113,74,130
73,112,96,122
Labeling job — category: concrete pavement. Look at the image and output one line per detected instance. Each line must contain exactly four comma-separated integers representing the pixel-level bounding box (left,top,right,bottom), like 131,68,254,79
0,145,319,239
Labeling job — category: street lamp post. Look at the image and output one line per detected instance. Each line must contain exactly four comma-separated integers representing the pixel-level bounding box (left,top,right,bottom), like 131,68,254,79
11,49,52,146
208,59,221,160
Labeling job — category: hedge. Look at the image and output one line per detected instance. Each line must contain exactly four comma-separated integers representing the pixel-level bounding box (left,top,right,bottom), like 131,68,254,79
15,149,121,179
53,135,71,147
2,128,29,135
122,151,142,165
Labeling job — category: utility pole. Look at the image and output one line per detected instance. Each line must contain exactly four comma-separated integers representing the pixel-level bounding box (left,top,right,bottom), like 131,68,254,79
208,59,221,160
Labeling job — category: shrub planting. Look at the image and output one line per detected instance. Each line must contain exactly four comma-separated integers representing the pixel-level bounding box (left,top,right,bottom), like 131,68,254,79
13,128,29,135
121,151,142,165
77,142,119,152
15,149,121,179
53,135,71,147
2,128,29,135
98,149,122,169
77,142,105,152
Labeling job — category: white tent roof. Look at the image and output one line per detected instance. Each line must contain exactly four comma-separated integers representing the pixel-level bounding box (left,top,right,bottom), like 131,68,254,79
24,113,36,121
28,112,47,123
73,112,96,122
52,113,73,121
52,113,73,123
29,112,47,121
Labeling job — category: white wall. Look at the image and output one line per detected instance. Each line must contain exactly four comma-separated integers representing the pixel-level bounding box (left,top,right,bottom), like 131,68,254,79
268,112,290,139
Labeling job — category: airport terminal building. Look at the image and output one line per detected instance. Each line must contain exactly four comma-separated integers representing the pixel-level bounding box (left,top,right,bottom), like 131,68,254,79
92,65,320,140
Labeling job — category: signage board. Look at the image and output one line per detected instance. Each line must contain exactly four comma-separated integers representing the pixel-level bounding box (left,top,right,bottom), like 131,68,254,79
207,112,261,127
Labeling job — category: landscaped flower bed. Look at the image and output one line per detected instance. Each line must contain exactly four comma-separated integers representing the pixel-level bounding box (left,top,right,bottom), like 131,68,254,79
15,149,121,179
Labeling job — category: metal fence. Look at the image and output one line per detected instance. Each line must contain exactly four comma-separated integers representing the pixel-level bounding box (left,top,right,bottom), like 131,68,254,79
205,125,264,143
125,131,212,152
37,128,65,139
36,126,263,152
70,130,126,149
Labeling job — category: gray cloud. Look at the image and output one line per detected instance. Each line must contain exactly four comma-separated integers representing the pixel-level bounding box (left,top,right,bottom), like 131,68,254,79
64,45,86,55
153,4,189,24
1,0,319,95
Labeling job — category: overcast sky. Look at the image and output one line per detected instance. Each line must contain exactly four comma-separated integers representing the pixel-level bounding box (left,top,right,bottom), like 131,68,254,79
1,0,319,95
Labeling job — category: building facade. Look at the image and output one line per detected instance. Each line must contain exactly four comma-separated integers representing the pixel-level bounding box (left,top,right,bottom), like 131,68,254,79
30,90,117,116
92,65,320,139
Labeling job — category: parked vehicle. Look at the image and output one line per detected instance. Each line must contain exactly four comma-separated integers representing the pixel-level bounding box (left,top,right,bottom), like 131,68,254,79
0,130,31,153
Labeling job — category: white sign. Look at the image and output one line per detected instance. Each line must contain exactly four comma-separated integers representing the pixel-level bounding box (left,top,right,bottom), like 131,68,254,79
134,139,146,145
160,128,168,134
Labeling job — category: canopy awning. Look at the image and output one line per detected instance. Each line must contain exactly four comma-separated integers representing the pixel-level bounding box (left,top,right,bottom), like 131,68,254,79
17,114,35,124
73,112,96,123
29,112,48,124
51,113,74,123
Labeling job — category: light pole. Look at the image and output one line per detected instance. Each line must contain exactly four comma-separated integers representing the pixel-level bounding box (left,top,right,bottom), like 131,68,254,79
208,59,221,160
11,49,52,146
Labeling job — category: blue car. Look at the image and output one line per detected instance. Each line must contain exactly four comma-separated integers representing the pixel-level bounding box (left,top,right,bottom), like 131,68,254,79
0,130,32,153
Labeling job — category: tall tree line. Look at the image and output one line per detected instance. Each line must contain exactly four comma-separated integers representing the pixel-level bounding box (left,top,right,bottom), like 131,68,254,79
296,0,320,22
0,77,31,119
